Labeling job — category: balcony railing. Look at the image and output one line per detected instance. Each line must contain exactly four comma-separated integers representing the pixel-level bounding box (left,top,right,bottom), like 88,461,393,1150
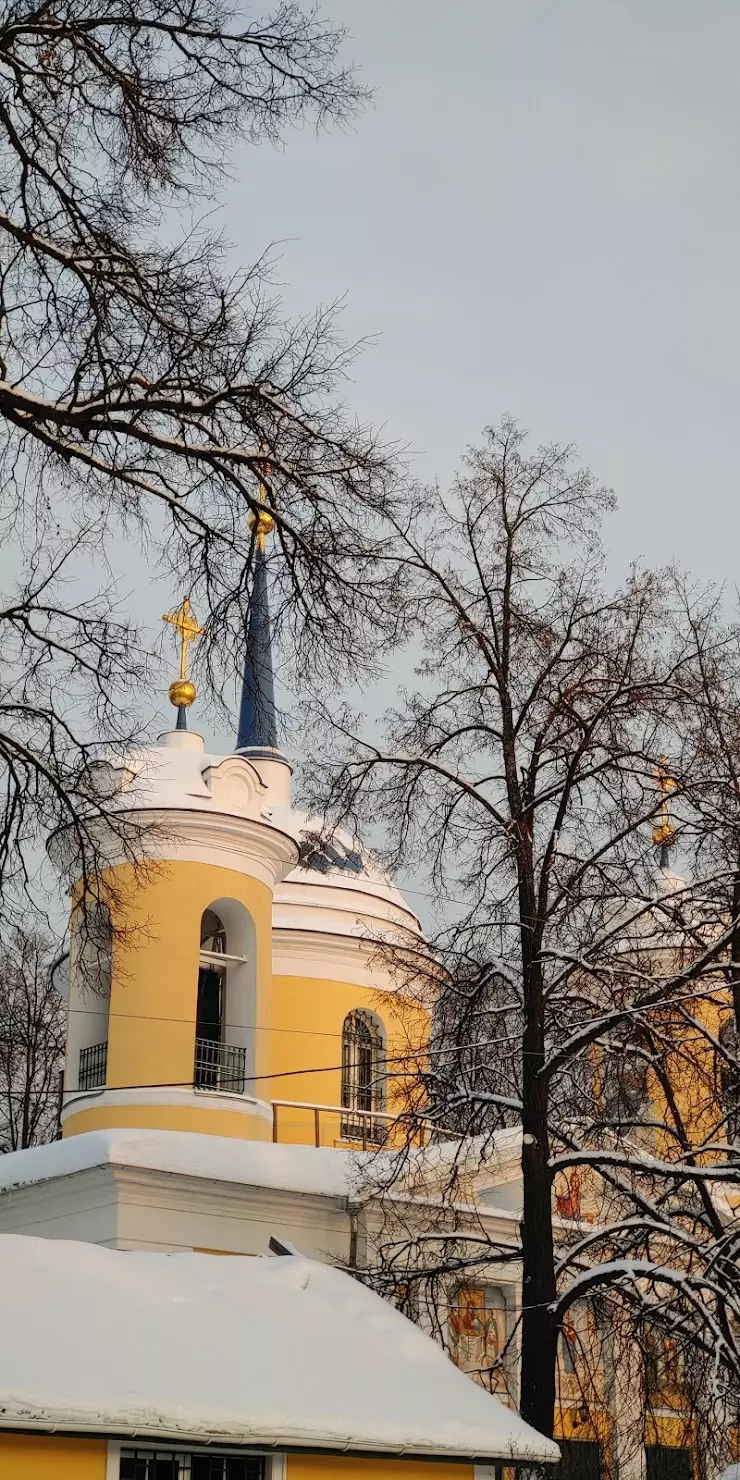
271,1099,457,1149
194,1037,247,1094
79,1040,107,1091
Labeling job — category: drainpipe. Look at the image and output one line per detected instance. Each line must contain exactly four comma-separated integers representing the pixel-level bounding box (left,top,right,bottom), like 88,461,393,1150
347,1200,365,1275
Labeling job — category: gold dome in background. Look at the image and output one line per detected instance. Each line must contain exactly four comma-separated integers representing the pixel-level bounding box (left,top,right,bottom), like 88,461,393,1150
249,504,275,550
652,755,678,850
168,678,197,709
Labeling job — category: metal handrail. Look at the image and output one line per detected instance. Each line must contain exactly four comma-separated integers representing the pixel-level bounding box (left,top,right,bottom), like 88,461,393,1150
270,1098,452,1149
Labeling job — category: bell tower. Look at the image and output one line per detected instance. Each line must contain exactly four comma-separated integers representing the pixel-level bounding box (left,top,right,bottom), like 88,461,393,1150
59,494,430,1152
60,591,300,1142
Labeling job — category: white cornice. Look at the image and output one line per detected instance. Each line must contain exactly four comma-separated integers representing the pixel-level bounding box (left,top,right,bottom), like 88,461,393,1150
61,1086,274,1126
60,809,299,890
110,1165,349,1222
271,928,415,989
275,875,421,932
143,810,300,888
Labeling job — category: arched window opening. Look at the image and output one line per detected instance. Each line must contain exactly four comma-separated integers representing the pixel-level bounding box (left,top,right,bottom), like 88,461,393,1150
341,1009,385,1143
194,902,255,1096
71,900,113,1092
196,909,227,1062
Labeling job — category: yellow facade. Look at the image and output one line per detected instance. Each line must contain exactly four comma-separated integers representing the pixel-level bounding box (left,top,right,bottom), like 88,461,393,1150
270,971,428,1145
0,1434,107,1478
288,1456,473,1480
64,859,274,1140
63,1098,272,1139
63,847,429,1145
0,1434,475,1480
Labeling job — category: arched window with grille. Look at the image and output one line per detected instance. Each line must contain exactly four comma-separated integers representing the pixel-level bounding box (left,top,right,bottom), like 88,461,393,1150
71,899,113,1093
194,900,255,1096
341,1009,385,1143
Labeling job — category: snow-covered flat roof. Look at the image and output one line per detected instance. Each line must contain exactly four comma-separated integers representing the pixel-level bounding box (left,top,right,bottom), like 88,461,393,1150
0,1128,362,1199
0,1127,516,1205
0,1236,557,1464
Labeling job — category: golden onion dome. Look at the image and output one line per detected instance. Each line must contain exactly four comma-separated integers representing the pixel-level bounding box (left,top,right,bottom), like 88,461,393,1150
249,504,275,551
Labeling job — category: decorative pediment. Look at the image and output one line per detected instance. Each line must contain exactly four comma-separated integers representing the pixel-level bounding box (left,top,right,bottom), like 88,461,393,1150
202,756,265,817
85,760,137,798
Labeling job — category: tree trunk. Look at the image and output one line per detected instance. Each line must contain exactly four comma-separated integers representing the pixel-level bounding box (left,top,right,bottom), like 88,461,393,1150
519,933,558,1436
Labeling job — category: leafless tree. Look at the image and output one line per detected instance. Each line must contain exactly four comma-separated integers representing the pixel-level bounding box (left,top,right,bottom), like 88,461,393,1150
0,927,65,1150
0,0,403,670
0,1,408,929
308,418,740,1452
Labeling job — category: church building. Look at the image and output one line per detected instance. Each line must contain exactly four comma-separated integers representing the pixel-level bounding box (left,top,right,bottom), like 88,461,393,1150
0,522,557,1480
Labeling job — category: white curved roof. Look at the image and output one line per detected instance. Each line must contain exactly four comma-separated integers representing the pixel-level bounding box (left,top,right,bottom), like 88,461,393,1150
88,732,421,939
274,814,422,943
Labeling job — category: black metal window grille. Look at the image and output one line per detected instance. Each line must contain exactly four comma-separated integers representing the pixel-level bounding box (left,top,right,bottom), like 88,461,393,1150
120,1449,266,1480
194,1036,247,1093
341,1009,385,1142
644,1448,692,1480
557,1441,603,1480
78,1040,107,1091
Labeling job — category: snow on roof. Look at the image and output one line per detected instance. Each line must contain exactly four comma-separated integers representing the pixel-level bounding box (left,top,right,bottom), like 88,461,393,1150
0,1129,362,1200
0,1236,558,1463
0,1127,505,1201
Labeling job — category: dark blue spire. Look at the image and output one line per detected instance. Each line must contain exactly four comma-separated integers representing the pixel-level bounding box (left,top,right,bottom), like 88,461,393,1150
236,545,278,752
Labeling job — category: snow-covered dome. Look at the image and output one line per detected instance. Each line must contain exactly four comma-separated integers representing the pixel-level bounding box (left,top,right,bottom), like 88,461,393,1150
273,817,422,946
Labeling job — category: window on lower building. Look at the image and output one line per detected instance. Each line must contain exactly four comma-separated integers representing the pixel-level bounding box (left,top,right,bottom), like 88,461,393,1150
644,1447,692,1480
719,1017,740,1143
557,1440,602,1480
120,1451,266,1480
644,1327,686,1401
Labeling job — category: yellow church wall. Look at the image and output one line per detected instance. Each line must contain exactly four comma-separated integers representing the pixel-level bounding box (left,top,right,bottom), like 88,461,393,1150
0,1433,107,1478
64,859,274,1139
647,990,730,1164
0,1441,475,1480
270,972,429,1146
287,1454,474,1480
554,1405,609,1444
62,1099,271,1140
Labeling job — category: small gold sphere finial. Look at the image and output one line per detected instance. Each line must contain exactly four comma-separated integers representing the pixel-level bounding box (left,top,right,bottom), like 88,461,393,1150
168,678,197,709
162,595,205,712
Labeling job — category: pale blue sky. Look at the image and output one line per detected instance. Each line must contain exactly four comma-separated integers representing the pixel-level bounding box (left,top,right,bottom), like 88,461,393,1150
26,1,740,748
13,0,740,925
220,0,740,592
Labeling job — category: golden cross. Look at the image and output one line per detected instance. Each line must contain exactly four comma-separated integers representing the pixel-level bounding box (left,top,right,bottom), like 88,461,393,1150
162,595,205,681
